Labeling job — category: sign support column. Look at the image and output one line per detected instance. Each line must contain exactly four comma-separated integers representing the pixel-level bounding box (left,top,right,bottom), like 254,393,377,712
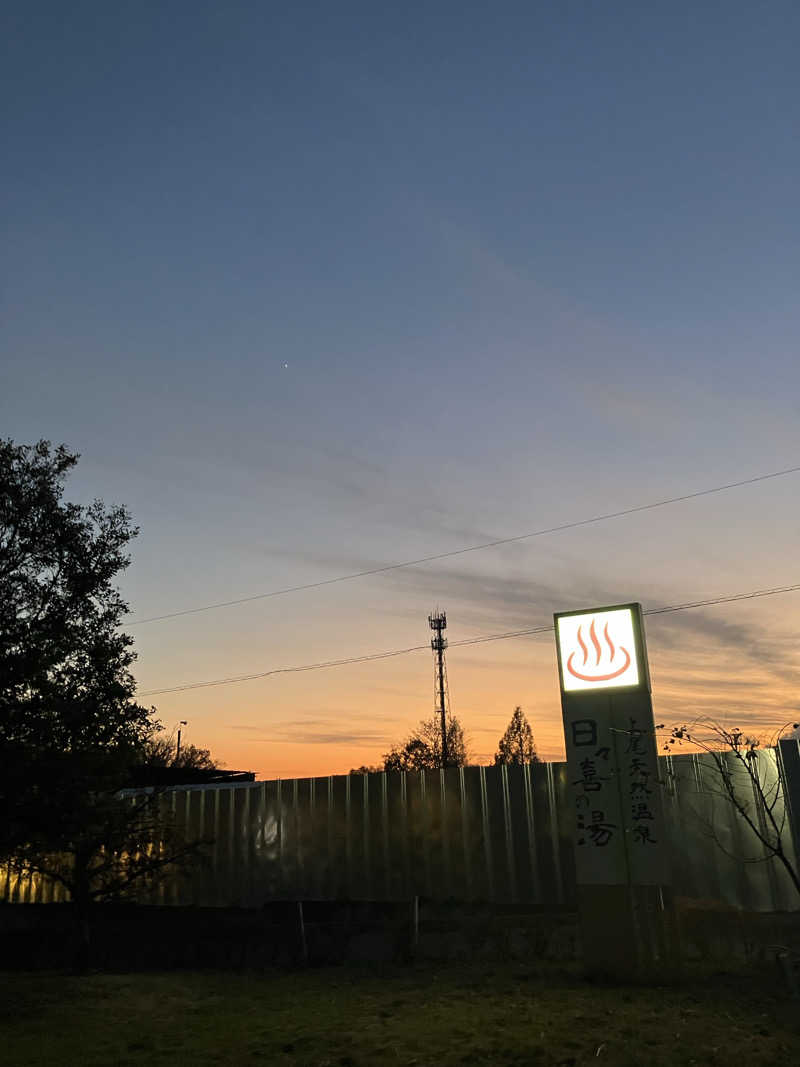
554,603,679,978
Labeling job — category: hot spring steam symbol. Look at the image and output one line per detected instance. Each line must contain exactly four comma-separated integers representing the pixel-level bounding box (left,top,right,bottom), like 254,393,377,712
566,618,631,683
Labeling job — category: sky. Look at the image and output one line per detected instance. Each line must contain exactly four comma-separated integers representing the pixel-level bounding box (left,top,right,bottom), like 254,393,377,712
3,1,799,778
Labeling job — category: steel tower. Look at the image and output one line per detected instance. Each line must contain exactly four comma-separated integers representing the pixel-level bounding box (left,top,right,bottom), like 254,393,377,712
428,610,450,766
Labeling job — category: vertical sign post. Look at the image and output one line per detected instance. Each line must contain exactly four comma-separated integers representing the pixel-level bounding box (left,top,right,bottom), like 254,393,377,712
554,603,678,978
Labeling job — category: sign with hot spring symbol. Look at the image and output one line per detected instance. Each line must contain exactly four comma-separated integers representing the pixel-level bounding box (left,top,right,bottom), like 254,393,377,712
556,606,643,692
554,603,667,886
554,602,676,976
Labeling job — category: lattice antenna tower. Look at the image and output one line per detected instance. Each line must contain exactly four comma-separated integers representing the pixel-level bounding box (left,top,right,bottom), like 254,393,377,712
428,609,451,767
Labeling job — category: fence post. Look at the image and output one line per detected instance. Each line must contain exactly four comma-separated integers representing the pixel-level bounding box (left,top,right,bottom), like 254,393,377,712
778,739,800,871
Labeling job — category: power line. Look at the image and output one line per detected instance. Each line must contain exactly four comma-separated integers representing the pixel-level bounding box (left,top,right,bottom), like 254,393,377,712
136,579,800,697
129,464,800,626
137,643,431,697
642,582,800,616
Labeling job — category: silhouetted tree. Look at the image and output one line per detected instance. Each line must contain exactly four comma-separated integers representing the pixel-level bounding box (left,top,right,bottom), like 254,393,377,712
494,706,539,765
0,440,200,966
142,734,221,771
348,764,382,775
383,714,468,771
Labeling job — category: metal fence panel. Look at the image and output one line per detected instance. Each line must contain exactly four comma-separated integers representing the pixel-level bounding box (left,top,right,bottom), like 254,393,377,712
3,749,799,911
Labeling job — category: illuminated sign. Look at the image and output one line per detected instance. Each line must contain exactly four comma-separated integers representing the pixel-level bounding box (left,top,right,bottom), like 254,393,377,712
553,601,673,976
556,606,640,692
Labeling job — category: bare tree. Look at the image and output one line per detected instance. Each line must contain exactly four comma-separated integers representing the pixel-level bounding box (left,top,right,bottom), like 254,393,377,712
665,718,800,900
383,714,468,771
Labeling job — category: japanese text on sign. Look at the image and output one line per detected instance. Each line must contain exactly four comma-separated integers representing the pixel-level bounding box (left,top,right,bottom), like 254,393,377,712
572,722,618,849
625,716,658,846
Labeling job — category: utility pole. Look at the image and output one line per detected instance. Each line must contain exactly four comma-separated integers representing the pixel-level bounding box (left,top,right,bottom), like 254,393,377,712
175,720,187,763
429,611,449,767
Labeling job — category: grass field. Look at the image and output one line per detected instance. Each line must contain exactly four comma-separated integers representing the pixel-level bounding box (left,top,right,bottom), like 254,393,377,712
2,961,798,1066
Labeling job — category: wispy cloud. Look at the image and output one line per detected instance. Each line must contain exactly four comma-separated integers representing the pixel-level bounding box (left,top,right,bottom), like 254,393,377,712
229,716,396,748
381,558,800,689
647,608,799,684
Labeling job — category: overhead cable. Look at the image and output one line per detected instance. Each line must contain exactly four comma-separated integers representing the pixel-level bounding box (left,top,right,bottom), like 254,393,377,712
129,464,800,626
136,580,800,697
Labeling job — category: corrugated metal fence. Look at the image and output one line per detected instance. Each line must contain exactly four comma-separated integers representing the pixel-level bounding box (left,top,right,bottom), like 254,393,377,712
4,746,799,911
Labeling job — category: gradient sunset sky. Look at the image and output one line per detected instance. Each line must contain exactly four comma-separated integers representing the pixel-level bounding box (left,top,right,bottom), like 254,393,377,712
3,1,799,778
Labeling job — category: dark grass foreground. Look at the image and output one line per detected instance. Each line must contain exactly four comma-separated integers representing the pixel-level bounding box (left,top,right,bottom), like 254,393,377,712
1,961,798,1066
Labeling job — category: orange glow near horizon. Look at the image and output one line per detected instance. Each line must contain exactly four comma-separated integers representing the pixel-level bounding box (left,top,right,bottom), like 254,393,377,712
142,602,800,782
